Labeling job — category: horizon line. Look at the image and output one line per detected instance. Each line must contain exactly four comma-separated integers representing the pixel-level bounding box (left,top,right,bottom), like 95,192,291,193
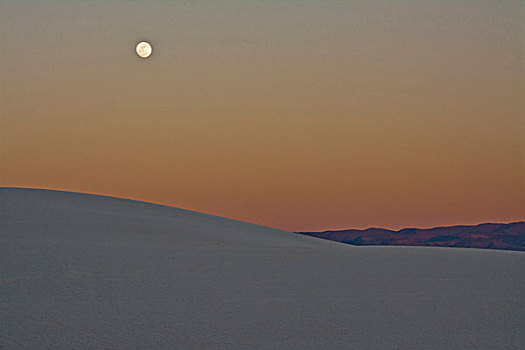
2,186,523,233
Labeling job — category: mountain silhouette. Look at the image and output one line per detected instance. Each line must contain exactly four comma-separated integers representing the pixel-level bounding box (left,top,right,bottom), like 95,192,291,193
298,222,525,251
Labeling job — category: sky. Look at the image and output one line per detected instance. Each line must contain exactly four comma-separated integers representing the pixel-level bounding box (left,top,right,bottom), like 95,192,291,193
1,0,524,232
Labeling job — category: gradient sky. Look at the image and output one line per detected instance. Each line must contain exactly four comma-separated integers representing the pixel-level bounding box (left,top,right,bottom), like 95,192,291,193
1,0,524,231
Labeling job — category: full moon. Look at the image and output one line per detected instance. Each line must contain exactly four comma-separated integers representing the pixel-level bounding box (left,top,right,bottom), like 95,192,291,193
136,41,152,58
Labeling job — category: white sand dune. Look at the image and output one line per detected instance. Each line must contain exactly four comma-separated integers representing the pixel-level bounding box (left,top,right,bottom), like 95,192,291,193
1,188,524,349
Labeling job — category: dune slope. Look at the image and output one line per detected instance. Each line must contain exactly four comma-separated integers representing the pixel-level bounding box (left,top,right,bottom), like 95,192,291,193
1,188,524,349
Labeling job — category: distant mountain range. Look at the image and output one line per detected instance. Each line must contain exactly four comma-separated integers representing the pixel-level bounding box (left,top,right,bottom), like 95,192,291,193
297,222,525,251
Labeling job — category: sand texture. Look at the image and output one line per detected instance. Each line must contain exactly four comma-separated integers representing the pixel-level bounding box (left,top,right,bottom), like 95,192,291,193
1,188,524,349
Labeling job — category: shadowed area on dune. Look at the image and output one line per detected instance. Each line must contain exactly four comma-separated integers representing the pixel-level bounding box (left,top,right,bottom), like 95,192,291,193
1,188,524,349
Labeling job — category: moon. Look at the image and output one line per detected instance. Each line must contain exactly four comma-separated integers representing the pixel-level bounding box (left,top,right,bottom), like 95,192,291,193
136,41,152,58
